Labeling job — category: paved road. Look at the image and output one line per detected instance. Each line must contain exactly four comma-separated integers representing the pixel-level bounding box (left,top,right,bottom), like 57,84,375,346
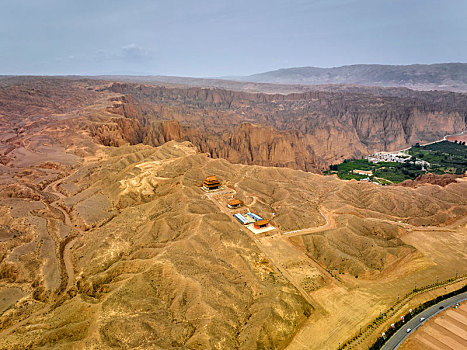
382,291,467,350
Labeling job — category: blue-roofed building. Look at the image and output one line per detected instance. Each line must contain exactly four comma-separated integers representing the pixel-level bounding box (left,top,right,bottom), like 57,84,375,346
247,212,262,221
233,213,249,225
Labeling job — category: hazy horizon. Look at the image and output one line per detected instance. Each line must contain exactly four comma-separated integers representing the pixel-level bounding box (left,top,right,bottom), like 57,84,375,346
1,62,467,80
1,0,466,77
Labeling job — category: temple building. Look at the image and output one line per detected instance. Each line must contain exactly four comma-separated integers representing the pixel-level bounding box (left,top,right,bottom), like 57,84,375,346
227,199,242,209
253,219,269,229
202,175,221,191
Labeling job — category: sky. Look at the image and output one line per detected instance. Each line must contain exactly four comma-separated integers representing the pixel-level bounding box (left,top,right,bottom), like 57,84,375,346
0,0,466,76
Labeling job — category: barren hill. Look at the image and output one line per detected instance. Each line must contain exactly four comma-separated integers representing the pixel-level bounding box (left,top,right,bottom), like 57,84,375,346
0,78,466,349
236,63,467,92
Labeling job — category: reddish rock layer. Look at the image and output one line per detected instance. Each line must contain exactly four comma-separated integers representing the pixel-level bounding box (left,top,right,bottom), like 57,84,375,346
100,82,467,171
397,173,464,187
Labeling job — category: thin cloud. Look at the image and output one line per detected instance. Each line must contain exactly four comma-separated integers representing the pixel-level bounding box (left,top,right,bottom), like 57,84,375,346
94,44,153,62
121,44,151,61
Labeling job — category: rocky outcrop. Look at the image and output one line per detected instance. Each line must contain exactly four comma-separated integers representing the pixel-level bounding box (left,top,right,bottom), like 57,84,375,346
89,117,143,147
99,83,467,171
2,79,466,173
397,173,464,187
90,115,186,148
192,123,321,171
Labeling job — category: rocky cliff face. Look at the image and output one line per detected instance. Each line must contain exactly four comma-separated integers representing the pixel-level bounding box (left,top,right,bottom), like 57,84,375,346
89,117,185,147
8,79,461,173
191,123,321,171
96,83,467,171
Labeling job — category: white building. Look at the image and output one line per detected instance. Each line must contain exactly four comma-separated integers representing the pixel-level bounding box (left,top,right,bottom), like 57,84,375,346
367,151,410,164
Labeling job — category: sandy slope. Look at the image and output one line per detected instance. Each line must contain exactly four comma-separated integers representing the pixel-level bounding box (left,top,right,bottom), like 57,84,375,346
0,78,466,349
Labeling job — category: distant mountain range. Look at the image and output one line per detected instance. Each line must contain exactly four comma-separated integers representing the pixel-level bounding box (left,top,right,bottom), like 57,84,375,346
4,63,466,93
232,63,467,92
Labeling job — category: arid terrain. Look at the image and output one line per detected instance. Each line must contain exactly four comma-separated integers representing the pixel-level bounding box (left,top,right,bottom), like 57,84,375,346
100,79,467,171
234,63,467,92
0,77,466,349
399,301,467,350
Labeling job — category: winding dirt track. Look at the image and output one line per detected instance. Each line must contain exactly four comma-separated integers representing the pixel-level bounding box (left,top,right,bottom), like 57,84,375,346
44,169,85,289
280,206,334,237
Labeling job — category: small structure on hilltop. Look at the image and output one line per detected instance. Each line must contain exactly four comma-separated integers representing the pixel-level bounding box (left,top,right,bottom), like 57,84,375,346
227,199,243,209
253,219,269,229
202,175,221,191
232,211,275,234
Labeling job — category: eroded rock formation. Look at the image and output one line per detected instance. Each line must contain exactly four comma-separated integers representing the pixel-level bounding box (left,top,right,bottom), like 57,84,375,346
96,82,467,171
